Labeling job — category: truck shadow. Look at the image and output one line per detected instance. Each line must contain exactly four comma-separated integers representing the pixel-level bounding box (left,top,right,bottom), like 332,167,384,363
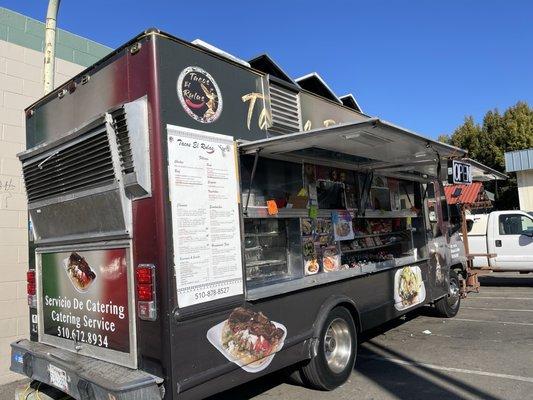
356,340,505,400
478,273,533,287
209,307,505,400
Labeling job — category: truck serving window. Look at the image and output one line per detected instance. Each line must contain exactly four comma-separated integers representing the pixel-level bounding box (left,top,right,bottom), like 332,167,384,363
241,156,426,292
499,214,533,235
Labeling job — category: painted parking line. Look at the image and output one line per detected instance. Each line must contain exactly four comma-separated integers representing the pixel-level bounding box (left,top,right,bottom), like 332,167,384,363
468,296,533,300
475,290,533,293
452,317,533,326
473,292,533,297
463,306,533,313
359,355,533,383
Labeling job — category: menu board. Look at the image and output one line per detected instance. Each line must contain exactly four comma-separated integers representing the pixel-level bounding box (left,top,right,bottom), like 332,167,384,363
167,125,244,307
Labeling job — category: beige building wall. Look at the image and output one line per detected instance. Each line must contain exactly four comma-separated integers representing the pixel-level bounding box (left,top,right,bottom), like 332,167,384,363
0,39,87,385
517,170,533,211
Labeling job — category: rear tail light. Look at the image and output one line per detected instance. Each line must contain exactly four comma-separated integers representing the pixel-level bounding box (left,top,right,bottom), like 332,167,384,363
27,270,37,308
136,267,152,284
136,264,156,321
137,284,153,301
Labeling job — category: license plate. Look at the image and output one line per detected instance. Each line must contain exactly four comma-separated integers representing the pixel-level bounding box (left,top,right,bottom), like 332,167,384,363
49,364,69,392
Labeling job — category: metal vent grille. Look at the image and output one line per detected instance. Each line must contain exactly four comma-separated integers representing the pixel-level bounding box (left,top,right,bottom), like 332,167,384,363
268,82,301,134
22,127,115,202
111,108,134,174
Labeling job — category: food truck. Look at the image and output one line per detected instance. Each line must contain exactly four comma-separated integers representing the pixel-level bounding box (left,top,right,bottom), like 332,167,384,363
11,29,468,399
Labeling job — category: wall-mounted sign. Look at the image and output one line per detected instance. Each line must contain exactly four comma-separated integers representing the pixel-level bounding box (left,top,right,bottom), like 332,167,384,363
177,66,223,123
448,160,472,184
167,125,243,307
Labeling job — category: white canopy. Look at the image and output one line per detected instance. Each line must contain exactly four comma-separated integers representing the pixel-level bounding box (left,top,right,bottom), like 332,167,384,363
239,119,467,181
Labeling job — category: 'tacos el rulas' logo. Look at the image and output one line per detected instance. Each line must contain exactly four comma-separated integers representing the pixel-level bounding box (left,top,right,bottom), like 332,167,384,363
177,66,222,123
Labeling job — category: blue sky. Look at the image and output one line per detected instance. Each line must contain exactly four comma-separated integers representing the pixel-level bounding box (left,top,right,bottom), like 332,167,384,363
3,1,532,138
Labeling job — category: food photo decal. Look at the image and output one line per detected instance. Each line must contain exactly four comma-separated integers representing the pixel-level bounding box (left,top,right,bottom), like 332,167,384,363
394,266,426,311
65,252,96,292
207,307,287,373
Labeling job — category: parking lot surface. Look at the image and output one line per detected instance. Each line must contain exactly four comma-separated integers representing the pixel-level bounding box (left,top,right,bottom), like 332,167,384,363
212,273,533,400
1,273,532,400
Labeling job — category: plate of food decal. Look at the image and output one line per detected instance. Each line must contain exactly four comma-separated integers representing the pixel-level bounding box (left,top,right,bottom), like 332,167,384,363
207,307,287,373
322,248,340,272
394,266,426,311
304,257,319,275
301,218,313,235
63,252,97,293
302,238,316,258
335,220,351,238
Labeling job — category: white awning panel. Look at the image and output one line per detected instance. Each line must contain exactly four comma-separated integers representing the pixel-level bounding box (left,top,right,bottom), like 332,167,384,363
239,119,467,180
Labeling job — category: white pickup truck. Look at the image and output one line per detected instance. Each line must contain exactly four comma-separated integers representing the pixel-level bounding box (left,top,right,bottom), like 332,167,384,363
465,211,533,271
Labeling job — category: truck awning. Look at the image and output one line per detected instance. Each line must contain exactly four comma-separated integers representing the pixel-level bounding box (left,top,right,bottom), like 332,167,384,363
239,119,467,180
465,158,508,181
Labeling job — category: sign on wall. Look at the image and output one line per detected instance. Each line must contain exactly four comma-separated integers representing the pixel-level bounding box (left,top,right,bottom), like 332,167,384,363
448,160,472,184
167,125,243,307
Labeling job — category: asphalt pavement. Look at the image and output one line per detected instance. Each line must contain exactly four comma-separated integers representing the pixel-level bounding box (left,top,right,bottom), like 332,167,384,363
2,272,532,400
212,272,533,400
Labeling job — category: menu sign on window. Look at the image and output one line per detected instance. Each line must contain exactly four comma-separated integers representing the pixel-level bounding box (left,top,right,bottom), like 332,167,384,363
167,125,244,307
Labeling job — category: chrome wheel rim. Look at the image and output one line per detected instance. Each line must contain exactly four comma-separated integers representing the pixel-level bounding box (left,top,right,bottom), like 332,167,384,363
324,318,352,374
447,278,460,308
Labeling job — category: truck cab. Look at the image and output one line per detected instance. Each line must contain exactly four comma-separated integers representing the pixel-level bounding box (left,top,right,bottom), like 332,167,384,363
466,211,533,271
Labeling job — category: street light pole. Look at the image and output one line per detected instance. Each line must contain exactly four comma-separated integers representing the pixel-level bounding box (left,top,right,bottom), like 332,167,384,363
43,0,61,94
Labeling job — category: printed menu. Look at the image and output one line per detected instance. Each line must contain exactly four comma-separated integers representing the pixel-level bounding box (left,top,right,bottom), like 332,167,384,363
167,125,243,307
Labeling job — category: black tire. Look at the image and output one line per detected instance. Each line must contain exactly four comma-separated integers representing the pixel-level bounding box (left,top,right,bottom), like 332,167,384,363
286,367,305,386
435,270,461,317
301,306,357,390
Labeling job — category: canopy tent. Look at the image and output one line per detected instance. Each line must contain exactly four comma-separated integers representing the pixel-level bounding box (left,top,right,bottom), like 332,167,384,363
239,118,467,182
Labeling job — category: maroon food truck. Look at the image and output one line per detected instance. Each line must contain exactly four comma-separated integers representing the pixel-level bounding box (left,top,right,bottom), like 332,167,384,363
11,29,467,399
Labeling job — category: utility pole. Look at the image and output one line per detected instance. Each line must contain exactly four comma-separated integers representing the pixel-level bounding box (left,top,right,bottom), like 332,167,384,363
43,0,61,94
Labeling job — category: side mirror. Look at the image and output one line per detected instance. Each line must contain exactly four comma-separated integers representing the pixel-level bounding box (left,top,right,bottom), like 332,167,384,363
448,223,462,236
521,231,533,238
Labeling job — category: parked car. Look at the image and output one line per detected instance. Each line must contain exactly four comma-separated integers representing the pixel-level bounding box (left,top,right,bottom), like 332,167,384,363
465,211,533,271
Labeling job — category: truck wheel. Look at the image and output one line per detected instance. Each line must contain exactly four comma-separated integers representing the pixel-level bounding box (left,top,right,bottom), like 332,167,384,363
301,307,356,390
435,270,461,317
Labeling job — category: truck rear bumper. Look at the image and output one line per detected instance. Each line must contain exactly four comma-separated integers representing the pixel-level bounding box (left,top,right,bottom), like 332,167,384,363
10,339,163,400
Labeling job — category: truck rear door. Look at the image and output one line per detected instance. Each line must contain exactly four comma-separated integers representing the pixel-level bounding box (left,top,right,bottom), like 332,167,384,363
489,212,533,271
18,97,151,369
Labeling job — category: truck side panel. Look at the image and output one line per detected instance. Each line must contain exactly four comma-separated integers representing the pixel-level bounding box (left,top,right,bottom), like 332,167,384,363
153,35,442,399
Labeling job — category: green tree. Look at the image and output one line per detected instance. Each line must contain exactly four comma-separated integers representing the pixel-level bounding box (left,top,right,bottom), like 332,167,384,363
439,101,533,209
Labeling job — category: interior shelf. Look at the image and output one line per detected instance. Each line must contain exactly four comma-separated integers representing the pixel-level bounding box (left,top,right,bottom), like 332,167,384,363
352,230,408,239
246,259,287,268
341,241,402,254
